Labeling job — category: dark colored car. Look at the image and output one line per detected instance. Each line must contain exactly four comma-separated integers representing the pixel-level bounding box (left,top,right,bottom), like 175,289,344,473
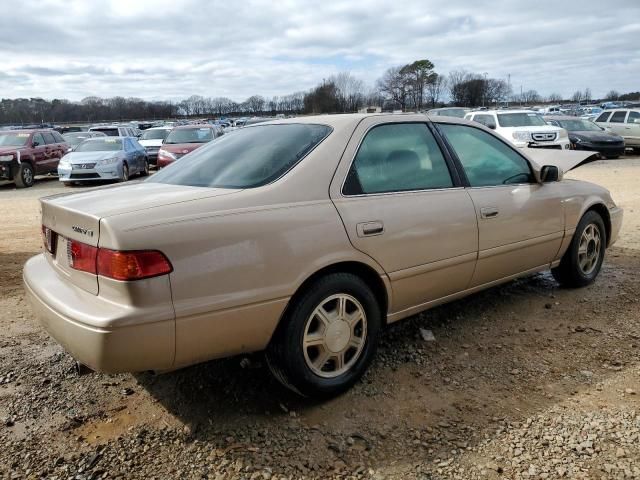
544,116,625,159
157,125,220,168
0,129,69,188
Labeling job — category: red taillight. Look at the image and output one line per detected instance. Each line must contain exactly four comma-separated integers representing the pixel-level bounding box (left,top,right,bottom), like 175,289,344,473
66,238,172,280
67,239,98,274
97,248,172,281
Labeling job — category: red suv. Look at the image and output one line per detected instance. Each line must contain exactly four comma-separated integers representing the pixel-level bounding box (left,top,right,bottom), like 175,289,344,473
0,129,69,188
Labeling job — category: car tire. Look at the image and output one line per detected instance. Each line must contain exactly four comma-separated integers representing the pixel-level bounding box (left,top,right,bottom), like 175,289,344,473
605,155,619,160
120,163,129,182
552,210,606,288
62,181,73,187
14,162,35,188
140,158,149,177
266,273,382,398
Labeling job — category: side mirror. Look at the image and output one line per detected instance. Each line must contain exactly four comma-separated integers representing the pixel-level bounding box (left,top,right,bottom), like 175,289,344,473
540,165,561,183
32,141,40,147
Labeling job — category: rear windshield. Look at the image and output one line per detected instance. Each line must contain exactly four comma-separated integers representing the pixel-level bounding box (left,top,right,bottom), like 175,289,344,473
75,138,123,152
497,113,547,127
149,123,332,188
141,129,170,140
90,128,119,136
0,132,30,146
165,127,213,144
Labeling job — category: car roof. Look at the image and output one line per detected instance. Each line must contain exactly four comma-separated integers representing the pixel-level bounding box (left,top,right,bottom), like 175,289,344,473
173,124,214,129
1,129,53,134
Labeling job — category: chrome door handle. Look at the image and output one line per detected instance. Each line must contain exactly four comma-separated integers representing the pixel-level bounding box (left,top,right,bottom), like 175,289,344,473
480,207,499,219
357,221,384,237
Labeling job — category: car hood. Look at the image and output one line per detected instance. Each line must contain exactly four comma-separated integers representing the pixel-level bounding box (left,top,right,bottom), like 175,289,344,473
502,125,562,133
139,139,164,147
63,151,123,163
569,130,623,142
160,143,207,154
524,149,600,173
41,181,242,220
0,146,18,154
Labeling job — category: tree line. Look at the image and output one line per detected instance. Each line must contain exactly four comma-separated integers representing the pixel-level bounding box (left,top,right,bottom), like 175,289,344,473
1,59,639,124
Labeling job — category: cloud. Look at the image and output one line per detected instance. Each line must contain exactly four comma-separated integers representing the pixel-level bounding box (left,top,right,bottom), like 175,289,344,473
0,0,637,101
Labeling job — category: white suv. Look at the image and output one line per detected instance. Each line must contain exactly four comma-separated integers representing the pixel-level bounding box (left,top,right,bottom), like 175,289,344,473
465,110,570,150
594,109,640,153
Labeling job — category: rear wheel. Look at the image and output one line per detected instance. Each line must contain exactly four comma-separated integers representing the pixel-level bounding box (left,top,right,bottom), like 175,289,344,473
266,273,382,398
14,163,35,188
140,157,149,177
552,211,606,287
120,163,129,182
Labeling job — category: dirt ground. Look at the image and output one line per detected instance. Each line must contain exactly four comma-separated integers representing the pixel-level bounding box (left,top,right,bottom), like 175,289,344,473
1,158,639,479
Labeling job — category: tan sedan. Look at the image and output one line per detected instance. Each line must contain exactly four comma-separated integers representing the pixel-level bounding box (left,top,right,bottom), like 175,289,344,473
23,114,623,397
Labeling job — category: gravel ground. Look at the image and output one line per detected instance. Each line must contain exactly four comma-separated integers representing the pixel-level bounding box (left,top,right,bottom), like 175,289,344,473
1,157,639,479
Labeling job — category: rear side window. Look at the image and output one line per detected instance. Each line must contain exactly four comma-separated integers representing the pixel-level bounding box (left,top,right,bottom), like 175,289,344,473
595,112,612,122
42,132,56,144
343,123,453,195
473,114,495,128
627,111,640,124
149,123,331,189
439,124,533,187
610,111,627,123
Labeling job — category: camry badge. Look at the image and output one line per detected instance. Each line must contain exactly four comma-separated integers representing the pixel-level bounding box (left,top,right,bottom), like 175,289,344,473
72,225,94,237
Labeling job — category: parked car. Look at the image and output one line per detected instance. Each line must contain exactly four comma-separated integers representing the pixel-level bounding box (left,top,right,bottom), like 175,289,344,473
579,106,603,121
138,126,173,165
62,131,107,149
465,110,570,150
157,125,220,167
57,137,148,185
427,107,468,118
88,125,138,137
0,129,69,188
544,116,625,159
25,114,622,398
594,109,640,153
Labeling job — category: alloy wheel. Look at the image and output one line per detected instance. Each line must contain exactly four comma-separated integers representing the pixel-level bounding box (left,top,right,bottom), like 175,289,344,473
578,223,601,275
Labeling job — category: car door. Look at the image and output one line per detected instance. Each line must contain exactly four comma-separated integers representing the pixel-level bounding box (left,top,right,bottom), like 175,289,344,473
41,132,61,172
330,118,478,314
124,138,139,173
624,111,640,146
437,122,565,287
607,110,628,138
30,133,49,174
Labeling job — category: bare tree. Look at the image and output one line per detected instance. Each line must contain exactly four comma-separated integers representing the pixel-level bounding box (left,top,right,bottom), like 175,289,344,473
447,70,471,106
330,72,366,112
571,90,583,103
548,92,563,103
583,88,592,102
425,74,446,108
377,66,411,111
605,90,620,101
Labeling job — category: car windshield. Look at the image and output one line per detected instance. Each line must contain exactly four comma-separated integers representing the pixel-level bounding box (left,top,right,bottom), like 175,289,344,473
0,133,30,146
140,129,169,140
432,109,466,118
557,119,603,132
149,123,332,188
497,113,547,127
164,127,213,144
63,133,93,146
74,138,123,152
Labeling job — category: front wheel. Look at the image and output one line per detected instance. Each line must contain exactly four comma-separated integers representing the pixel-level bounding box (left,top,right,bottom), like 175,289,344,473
266,273,382,398
552,211,606,287
14,163,35,188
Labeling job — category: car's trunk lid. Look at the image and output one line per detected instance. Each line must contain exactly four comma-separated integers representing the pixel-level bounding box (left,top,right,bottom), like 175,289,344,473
40,182,241,295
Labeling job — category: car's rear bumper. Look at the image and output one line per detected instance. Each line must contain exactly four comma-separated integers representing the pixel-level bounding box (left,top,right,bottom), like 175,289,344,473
23,254,175,373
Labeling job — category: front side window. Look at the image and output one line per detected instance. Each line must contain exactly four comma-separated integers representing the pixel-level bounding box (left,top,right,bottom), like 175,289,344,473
32,133,45,146
627,111,640,124
439,124,533,187
610,111,627,123
149,123,331,189
343,123,453,195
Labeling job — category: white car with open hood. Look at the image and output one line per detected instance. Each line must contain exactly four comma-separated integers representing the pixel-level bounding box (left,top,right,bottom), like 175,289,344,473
464,110,571,150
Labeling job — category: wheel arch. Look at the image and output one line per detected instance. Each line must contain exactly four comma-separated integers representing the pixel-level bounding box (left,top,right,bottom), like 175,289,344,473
584,202,611,246
275,261,391,337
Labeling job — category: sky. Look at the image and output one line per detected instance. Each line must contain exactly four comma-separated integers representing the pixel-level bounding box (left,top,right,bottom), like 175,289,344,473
0,0,638,102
